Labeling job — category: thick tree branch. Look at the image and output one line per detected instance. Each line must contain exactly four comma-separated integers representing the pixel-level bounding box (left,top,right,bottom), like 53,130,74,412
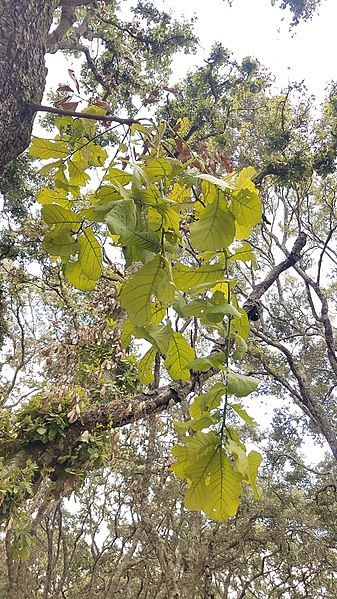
0,368,217,521
244,232,307,320
31,103,145,126
48,3,78,47
249,232,307,303
251,328,337,460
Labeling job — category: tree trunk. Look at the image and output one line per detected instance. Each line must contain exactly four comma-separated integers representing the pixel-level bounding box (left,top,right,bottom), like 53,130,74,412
0,0,56,174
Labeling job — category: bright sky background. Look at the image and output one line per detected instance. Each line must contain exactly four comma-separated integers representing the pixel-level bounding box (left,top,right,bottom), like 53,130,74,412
46,0,337,101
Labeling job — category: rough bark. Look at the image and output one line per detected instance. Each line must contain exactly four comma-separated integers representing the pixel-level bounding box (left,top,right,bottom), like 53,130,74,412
0,0,56,174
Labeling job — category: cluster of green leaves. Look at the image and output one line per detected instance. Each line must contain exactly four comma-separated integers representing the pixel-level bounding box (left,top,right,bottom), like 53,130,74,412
28,110,263,522
0,391,113,528
0,457,38,522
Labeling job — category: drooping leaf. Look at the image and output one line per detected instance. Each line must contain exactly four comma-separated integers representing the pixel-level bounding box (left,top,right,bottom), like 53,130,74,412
231,403,257,427
184,442,242,521
246,450,263,500
173,263,225,292
226,371,259,397
29,138,69,160
119,256,163,326
232,334,248,361
227,436,262,500
190,190,235,251
138,347,157,384
65,228,102,291
41,204,81,234
164,332,195,381
189,383,226,419
135,323,173,355
187,351,226,372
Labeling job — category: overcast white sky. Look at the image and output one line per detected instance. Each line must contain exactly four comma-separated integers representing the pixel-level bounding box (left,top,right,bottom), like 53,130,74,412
46,0,337,100
167,0,336,97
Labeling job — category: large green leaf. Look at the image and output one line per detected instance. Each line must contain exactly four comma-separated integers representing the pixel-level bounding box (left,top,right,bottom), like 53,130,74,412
171,431,217,478
164,332,195,381
37,188,69,207
105,199,137,235
138,347,157,384
189,382,226,418
231,188,262,228
144,157,172,181
104,167,132,185
29,138,69,160
119,256,163,326
43,231,78,257
226,371,259,397
68,157,90,187
122,230,161,254
41,204,81,234
65,228,102,291
184,443,242,521
190,190,235,251
134,323,173,355
173,263,225,292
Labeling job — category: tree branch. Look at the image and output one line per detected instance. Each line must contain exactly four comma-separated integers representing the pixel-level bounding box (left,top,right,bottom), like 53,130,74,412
244,232,307,320
0,368,217,522
31,103,144,126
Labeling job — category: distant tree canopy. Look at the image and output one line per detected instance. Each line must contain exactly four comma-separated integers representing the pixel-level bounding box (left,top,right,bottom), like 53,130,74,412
227,0,324,24
276,0,323,23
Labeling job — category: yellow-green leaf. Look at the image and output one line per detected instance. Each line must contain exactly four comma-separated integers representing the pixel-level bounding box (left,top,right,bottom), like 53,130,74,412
65,227,102,291
189,383,226,419
145,157,172,181
190,190,235,251
232,188,262,228
68,157,90,187
104,167,132,186
247,450,262,500
173,263,225,292
184,444,242,521
164,332,195,381
226,371,259,397
29,138,69,160
41,204,81,234
231,403,257,427
37,188,69,207
138,347,157,384
119,256,162,326
43,231,78,257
